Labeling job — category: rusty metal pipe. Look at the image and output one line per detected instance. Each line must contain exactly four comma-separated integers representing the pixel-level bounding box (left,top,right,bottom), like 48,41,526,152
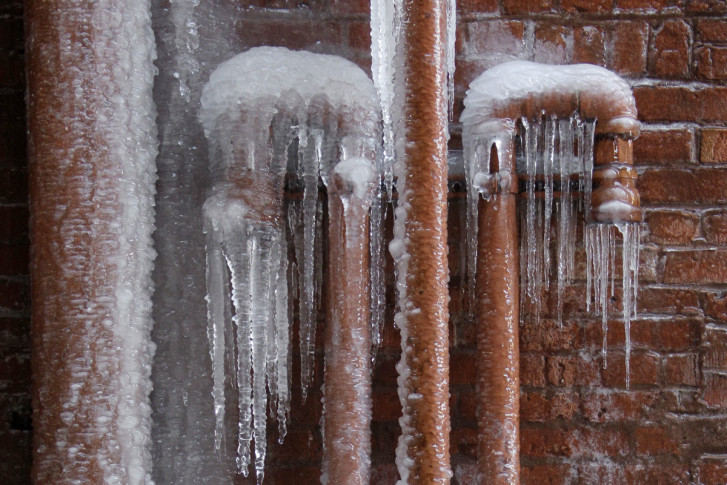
475,148,520,484
393,0,452,483
26,1,157,483
322,164,376,484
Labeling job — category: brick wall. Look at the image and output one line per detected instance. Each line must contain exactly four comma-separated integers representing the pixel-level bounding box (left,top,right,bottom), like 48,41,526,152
6,1,727,484
0,0,31,483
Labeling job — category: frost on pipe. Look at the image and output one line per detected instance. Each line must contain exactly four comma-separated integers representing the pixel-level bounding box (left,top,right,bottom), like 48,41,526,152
390,0,452,483
27,0,158,483
199,47,381,482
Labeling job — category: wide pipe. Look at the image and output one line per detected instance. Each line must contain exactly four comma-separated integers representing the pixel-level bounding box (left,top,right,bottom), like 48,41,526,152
394,0,451,483
26,1,157,483
476,149,520,484
323,168,375,485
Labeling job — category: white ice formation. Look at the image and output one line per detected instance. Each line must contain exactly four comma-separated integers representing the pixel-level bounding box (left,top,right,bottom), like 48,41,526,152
462,61,641,386
199,47,382,482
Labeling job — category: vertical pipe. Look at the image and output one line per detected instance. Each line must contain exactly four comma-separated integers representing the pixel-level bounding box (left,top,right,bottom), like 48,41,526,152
475,149,520,484
323,165,376,484
591,136,642,223
394,0,452,482
26,1,157,483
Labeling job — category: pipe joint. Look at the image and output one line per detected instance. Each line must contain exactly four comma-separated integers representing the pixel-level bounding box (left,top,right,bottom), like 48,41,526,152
591,136,642,223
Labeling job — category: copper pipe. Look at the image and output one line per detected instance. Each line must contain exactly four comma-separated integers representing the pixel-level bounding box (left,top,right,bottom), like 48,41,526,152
475,149,520,484
591,136,642,223
26,1,156,483
394,0,452,483
322,167,375,485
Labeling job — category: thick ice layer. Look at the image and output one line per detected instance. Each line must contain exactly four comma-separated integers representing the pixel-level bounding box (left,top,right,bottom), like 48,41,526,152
461,61,636,128
200,47,382,481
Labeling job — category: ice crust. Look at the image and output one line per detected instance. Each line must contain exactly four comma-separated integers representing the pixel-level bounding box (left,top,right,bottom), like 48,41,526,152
200,47,381,482
462,61,641,388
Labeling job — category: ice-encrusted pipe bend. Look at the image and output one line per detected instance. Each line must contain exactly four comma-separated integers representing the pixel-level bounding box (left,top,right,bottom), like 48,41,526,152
461,61,642,485
199,46,382,484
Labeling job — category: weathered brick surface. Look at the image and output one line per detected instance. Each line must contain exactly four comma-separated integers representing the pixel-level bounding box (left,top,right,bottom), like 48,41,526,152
697,19,727,43
633,128,694,165
696,45,727,81
700,128,727,163
645,210,699,244
635,86,727,123
638,168,727,204
649,19,692,79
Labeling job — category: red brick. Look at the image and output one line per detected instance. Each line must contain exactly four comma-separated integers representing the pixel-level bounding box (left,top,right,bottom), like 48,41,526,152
459,20,525,59
577,461,629,484
547,354,600,387
449,352,476,385
664,353,700,386
521,428,571,457
582,389,658,422
459,0,499,14
347,21,371,52
697,457,727,485
703,325,727,368
701,128,727,163
685,0,727,14
645,210,699,245
0,279,27,312
372,389,400,421
570,428,631,458
0,244,28,277
616,0,681,9
0,206,28,243
521,352,546,387
234,20,343,52
628,318,701,352
635,86,727,123
534,24,571,64
452,462,478,484
451,427,477,457
649,20,691,79
633,128,694,165
0,354,30,392
573,25,607,66
520,318,580,352
626,464,691,484
638,169,727,204
502,0,555,14
329,0,369,16
703,372,727,407
664,250,727,284
521,390,579,422
602,351,659,387
611,21,649,76
704,210,727,245
706,293,727,323
698,19,727,43
697,46,727,81
522,463,573,485
0,169,27,205
635,426,678,455
562,0,611,12
638,287,700,315
458,388,477,417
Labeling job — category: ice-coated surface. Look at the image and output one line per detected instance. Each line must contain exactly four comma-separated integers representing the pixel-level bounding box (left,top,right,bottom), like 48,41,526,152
461,61,637,128
199,46,381,482
30,1,158,483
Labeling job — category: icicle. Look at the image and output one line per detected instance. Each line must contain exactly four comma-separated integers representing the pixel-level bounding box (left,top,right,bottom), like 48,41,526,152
274,233,290,440
298,125,320,400
445,0,457,119
370,0,401,196
370,192,386,356
542,118,555,298
556,118,573,324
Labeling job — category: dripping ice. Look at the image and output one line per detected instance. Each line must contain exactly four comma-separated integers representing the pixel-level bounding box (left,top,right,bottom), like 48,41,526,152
461,61,641,386
199,47,383,482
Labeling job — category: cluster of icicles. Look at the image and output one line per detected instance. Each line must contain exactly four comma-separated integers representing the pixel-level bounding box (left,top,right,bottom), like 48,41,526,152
465,114,641,387
200,47,385,483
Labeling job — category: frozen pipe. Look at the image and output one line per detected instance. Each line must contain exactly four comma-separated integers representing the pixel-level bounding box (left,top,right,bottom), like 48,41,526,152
461,61,641,485
199,47,381,482
26,1,158,483
474,147,520,484
323,154,378,485
392,0,452,483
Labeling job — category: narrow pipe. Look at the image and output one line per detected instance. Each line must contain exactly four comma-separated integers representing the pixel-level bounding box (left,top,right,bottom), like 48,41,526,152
394,0,452,483
322,163,376,484
26,1,157,483
462,62,642,484
475,148,520,484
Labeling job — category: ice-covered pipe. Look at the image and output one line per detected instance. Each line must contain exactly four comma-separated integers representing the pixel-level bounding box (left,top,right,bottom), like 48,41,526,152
199,47,381,483
462,61,641,484
26,1,158,483
391,1,453,483
474,147,520,484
